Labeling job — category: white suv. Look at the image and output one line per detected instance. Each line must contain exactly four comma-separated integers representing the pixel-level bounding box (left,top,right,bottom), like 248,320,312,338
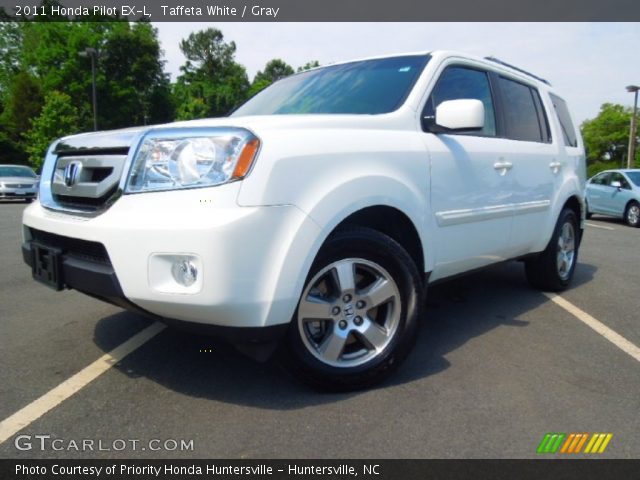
22,51,586,390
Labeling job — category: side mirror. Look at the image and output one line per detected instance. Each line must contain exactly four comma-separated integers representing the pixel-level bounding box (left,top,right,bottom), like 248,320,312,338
610,180,622,189
432,99,485,132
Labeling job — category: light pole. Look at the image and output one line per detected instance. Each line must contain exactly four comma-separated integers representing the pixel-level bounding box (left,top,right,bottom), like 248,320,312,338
626,85,639,169
79,48,99,131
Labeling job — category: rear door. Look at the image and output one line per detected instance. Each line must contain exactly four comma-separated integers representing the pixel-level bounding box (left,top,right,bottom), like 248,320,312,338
421,63,513,280
490,75,557,257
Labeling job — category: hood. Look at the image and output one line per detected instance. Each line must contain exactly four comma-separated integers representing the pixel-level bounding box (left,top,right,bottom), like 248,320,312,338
52,113,409,154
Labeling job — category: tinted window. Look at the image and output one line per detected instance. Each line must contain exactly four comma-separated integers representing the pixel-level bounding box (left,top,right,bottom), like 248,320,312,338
626,171,640,187
232,55,429,116
609,172,631,189
0,166,36,178
549,93,578,147
591,173,610,185
423,66,496,136
498,77,545,142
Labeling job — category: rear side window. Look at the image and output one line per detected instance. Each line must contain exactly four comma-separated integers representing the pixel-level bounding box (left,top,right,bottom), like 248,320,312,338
549,93,578,147
498,77,548,143
424,66,497,137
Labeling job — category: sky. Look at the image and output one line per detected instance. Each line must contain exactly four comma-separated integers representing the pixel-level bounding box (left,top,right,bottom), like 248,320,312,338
154,22,640,125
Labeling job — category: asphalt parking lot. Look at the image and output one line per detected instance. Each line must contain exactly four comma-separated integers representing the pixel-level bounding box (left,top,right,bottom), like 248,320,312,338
0,201,638,459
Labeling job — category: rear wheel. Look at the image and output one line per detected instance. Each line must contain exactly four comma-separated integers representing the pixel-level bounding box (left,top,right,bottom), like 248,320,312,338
283,227,421,391
625,201,640,227
525,208,580,292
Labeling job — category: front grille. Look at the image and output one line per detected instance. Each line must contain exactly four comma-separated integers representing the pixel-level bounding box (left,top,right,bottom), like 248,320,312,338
51,154,127,213
54,186,118,210
5,183,34,188
30,228,112,266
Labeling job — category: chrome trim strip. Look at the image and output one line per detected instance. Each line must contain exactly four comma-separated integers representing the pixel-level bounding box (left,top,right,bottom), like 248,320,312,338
435,200,551,226
512,200,552,214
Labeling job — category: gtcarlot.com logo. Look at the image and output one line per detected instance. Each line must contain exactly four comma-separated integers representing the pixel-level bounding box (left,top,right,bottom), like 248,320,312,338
537,433,613,454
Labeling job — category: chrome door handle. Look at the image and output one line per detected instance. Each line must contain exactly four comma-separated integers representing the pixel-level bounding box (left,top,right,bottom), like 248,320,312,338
549,161,562,173
493,161,513,175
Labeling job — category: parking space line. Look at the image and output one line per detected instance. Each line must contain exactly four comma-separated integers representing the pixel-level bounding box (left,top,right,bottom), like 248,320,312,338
545,293,640,363
586,222,615,231
0,322,166,446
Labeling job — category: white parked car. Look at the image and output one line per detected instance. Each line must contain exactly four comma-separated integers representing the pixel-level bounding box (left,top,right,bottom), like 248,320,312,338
22,51,586,390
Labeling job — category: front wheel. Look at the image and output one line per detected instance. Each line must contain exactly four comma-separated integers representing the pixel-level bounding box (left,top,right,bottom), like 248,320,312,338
625,201,640,228
283,226,421,391
525,208,580,292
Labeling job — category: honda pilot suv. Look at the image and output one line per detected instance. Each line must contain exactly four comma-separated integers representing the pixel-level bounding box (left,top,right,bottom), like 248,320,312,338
22,51,586,390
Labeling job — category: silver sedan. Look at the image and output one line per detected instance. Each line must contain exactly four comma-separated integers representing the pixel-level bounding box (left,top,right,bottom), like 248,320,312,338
586,169,640,227
0,165,39,202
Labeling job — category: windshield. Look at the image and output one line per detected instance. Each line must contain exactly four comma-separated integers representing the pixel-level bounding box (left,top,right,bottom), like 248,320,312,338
626,171,640,187
0,166,36,178
232,55,430,116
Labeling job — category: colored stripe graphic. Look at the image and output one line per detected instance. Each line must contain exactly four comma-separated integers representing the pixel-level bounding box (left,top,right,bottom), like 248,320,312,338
537,433,565,454
539,433,612,454
584,433,613,454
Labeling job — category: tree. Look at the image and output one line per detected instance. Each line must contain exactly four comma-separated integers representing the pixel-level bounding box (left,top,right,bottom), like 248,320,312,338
0,71,44,164
19,20,172,130
297,60,320,73
581,103,637,175
255,59,294,84
248,59,294,97
25,91,80,170
98,22,173,128
0,22,22,101
174,28,249,120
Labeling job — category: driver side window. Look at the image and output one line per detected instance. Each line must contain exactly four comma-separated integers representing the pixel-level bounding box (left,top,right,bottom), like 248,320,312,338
609,172,631,189
423,66,497,137
592,173,611,185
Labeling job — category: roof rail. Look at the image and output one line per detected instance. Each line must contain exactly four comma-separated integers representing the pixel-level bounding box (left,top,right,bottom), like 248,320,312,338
484,56,551,86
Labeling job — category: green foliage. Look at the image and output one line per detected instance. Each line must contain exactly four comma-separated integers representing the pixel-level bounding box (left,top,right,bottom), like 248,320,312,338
0,71,43,138
25,91,80,170
254,59,294,84
174,28,249,120
297,60,320,73
581,103,635,167
248,59,294,97
587,161,617,179
98,22,174,127
0,16,321,163
0,71,43,164
0,22,22,100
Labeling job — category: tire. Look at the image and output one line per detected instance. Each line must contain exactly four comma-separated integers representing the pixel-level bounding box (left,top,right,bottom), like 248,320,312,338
625,201,640,228
283,226,421,391
525,208,580,292
585,200,592,219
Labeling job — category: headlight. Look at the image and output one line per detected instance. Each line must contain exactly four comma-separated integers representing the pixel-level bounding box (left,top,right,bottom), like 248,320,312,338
125,128,260,193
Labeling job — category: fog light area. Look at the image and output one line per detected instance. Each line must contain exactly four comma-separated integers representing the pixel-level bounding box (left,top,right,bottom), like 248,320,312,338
172,259,198,287
148,254,202,294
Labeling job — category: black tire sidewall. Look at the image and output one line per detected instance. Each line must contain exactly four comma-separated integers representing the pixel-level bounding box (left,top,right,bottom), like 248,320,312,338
626,201,640,227
285,227,421,390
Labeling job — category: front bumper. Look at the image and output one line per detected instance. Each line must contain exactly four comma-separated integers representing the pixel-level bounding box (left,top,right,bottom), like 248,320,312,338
22,183,321,330
0,186,37,199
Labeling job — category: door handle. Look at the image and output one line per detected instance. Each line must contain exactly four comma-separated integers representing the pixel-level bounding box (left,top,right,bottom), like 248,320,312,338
493,161,513,175
549,161,562,173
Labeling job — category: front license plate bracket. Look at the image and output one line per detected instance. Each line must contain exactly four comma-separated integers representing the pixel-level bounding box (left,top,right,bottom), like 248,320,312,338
31,243,64,290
